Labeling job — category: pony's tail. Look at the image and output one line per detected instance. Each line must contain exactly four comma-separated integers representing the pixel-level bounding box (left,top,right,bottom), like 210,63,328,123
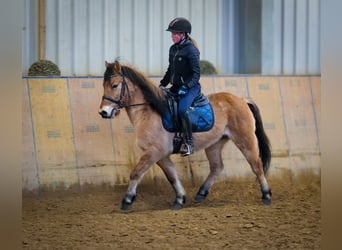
246,100,271,175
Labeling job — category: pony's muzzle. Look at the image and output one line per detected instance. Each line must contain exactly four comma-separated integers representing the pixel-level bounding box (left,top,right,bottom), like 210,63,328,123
99,110,111,119
98,106,115,118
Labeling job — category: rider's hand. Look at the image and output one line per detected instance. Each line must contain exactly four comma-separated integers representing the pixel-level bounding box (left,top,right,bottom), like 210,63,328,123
159,84,167,90
177,85,188,96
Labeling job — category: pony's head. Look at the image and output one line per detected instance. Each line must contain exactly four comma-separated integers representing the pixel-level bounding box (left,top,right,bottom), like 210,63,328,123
99,60,166,119
98,60,127,118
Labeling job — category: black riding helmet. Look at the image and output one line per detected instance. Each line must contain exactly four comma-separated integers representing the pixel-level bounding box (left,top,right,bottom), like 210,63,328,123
166,17,191,34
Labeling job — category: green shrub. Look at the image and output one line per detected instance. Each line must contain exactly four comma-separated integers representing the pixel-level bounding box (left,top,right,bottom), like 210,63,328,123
200,60,217,75
28,59,61,76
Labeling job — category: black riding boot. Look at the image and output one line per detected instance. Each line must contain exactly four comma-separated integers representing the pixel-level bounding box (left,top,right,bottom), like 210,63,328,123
180,111,194,156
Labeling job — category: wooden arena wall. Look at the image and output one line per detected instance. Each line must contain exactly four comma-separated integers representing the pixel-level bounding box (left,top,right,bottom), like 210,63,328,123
22,76,320,191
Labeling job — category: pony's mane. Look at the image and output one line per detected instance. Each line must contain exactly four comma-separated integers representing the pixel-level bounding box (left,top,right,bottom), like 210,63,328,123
120,64,167,115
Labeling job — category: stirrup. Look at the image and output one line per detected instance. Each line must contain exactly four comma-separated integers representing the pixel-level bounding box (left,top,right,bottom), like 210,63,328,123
180,143,193,156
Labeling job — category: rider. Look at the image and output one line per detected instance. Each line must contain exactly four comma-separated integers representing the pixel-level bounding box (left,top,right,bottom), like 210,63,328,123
159,17,201,156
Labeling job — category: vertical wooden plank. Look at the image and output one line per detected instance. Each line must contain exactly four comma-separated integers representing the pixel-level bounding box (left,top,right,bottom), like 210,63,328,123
68,78,119,186
22,79,39,191
247,77,291,177
279,77,320,175
29,78,78,188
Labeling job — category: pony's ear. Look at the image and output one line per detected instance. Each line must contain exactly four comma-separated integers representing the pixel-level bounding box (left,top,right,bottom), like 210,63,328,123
114,60,121,74
105,61,109,68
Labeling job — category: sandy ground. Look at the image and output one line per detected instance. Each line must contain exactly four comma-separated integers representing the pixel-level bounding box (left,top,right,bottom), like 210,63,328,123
22,173,320,249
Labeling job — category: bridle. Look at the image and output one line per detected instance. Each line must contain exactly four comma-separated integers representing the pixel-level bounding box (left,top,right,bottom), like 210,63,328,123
102,73,149,109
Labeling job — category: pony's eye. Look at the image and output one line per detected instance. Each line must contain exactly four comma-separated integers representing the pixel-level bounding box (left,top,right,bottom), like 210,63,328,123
111,84,118,89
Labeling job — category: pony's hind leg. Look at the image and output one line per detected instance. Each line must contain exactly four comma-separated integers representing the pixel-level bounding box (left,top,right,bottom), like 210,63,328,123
195,139,227,202
235,137,272,205
247,155,272,204
157,157,186,210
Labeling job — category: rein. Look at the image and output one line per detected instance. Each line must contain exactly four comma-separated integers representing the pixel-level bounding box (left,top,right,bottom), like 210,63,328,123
102,74,149,109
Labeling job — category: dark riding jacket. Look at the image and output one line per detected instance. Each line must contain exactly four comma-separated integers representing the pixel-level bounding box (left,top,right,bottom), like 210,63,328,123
160,38,200,93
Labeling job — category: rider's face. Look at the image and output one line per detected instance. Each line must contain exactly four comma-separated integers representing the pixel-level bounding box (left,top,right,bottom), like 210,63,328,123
171,32,185,44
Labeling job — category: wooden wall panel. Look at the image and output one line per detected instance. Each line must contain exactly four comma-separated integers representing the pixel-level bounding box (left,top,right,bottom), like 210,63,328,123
22,76,321,190
22,79,39,191
279,77,320,175
68,78,119,186
247,77,290,177
29,79,78,188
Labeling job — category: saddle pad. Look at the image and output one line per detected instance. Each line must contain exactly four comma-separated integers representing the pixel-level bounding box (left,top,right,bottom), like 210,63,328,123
162,102,215,133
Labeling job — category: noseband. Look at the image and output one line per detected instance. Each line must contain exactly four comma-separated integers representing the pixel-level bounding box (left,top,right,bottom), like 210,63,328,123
102,74,148,109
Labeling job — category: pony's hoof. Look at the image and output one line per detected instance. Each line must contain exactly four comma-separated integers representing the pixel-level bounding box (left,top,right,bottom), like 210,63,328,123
262,198,272,205
261,190,272,205
172,195,186,210
121,201,132,210
120,195,135,210
194,188,208,202
172,202,184,210
194,193,207,202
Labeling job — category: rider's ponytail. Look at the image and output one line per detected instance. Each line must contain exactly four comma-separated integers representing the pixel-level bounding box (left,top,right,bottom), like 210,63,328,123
187,35,200,54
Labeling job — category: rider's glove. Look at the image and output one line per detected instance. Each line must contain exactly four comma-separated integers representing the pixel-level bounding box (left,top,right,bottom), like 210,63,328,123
177,85,188,96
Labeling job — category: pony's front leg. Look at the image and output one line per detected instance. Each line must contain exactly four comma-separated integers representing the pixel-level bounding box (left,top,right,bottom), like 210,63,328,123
121,180,139,210
121,153,156,210
157,157,186,210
